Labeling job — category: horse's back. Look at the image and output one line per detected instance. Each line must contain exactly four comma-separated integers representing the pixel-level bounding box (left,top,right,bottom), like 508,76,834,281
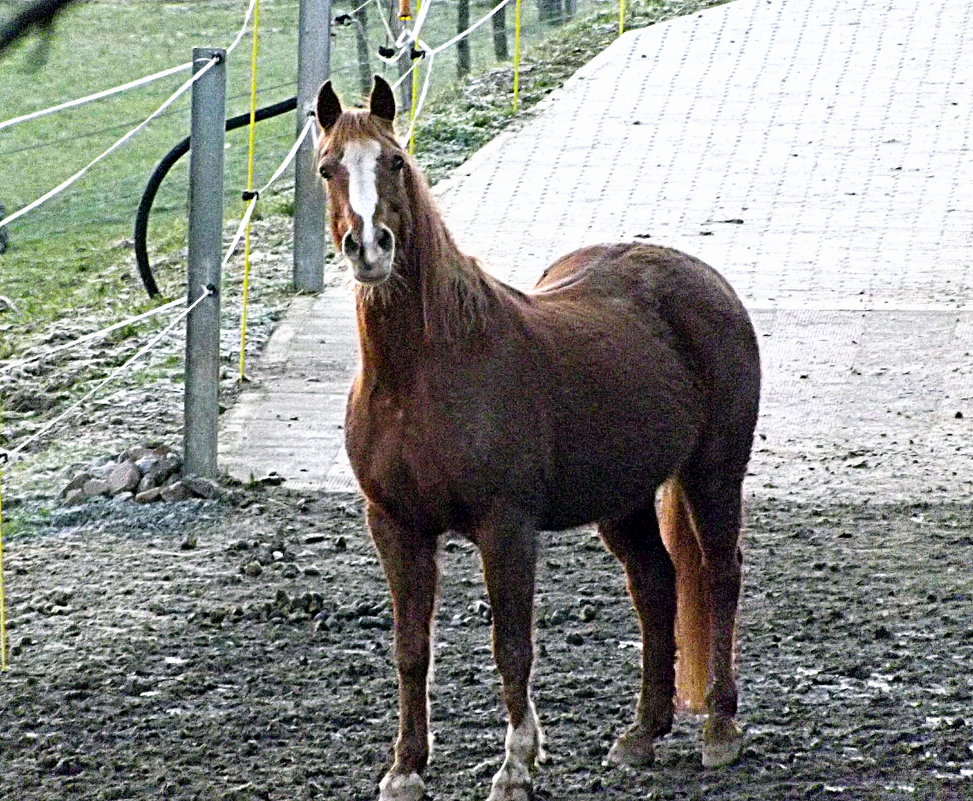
534,243,759,404
526,243,760,523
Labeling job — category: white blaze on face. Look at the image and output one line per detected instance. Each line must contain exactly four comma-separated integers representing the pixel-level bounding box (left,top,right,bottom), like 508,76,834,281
342,139,381,247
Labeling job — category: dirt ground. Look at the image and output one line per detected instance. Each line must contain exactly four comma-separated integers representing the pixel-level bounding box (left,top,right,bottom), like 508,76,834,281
1,478,971,801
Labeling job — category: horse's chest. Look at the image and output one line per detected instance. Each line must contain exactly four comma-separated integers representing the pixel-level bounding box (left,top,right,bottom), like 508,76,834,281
345,397,453,526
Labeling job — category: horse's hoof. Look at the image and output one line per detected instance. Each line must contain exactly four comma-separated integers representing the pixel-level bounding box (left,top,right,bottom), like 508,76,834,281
487,759,532,801
486,786,531,801
607,727,655,768
701,716,744,768
379,769,425,801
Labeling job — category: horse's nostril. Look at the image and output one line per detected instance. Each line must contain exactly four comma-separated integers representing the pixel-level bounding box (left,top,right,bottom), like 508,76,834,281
377,228,393,252
344,231,362,256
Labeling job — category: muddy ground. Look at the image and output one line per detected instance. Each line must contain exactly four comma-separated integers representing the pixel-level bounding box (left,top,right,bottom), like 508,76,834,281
1,482,970,801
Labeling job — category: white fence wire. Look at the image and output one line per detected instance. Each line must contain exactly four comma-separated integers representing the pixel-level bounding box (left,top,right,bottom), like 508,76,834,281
0,0,258,230
6,286,212,458
2,110,316,456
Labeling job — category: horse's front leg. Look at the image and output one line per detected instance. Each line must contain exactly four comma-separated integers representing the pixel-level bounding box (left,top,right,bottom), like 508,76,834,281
367,504,440,801
477,511,544,801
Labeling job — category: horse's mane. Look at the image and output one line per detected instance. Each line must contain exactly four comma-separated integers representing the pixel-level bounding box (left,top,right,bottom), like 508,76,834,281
330,111,498,343
403,163,497,342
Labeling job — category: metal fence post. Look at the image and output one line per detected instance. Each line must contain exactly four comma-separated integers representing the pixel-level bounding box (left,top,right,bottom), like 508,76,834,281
184,47,226,479
293,0,331,292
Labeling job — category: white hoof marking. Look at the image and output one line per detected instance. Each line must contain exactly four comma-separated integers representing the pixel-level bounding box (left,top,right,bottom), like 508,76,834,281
379,770,425,801
701,735,744,768
487,759,532,801
485,701,543,800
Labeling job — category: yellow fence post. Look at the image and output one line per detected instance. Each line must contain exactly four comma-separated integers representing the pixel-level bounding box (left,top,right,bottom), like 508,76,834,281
513,0,522,112
408,0,422,154
0,402,7,672
239,0,261,381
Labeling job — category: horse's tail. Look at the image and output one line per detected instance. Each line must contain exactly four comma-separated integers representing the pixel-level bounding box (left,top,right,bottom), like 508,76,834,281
658,477,710,711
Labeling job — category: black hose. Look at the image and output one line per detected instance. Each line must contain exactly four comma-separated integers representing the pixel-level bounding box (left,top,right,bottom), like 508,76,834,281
134,96,299,298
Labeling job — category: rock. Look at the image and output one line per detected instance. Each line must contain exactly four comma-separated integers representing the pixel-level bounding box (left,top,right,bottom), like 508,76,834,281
242,560,263,577
82,479,111,499
50,589,72,606
124,443,179,464
358,615,390,630
135,487,164,504
64,488,86,506
182,475,221,499
61,472,92,498
107,461,141,494
140,455,182,490
469,600,492,624
180,533,198,551
51,755,84,777
160,481,191,503
547,608,570,626
122,445,157,464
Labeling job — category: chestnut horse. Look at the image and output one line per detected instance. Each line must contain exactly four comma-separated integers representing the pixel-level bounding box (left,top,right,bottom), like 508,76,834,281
315,77,760,801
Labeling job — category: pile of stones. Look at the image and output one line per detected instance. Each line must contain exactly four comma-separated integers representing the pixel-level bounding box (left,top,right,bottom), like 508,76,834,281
62,444,221,505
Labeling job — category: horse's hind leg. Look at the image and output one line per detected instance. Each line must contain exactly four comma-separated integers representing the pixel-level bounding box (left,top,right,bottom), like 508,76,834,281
477,510,543,801
680,468,746,768
367,504,440,801
598,505,676,767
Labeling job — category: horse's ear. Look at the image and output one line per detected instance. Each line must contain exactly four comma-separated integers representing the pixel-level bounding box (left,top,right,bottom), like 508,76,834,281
370,75,396,124
316,81,342,132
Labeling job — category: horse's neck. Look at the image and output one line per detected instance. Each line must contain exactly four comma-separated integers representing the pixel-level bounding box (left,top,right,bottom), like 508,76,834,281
354,282,424,389
354,206,493,388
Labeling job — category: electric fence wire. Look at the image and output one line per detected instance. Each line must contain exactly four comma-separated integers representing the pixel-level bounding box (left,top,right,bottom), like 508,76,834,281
0,63,193,132
0,55,219,231
0,297,186,376
391,0,517,144
0,0,257,134
0,118,312,386
0,79,299,160
376,0,435,63
222,115,316,274
6,285,213,458
391,0,516,91
0,0,261,231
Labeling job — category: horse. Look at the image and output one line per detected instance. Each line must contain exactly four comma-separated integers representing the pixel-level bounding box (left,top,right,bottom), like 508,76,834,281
314,76,761,801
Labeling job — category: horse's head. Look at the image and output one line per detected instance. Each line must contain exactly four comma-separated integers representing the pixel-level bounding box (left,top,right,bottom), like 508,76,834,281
315,76,407,286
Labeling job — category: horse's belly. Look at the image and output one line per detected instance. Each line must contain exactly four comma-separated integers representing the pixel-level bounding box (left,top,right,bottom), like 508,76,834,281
538,384,702,528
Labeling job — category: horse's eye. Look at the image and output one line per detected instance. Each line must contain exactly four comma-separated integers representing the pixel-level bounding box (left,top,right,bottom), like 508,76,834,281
319,165,332,180
391,154,405,172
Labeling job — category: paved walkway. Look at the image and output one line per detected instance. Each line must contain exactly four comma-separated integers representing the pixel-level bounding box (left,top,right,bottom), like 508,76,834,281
221,0,973,501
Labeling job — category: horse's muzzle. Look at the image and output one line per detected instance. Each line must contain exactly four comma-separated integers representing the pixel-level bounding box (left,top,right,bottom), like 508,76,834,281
343,224,395,285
